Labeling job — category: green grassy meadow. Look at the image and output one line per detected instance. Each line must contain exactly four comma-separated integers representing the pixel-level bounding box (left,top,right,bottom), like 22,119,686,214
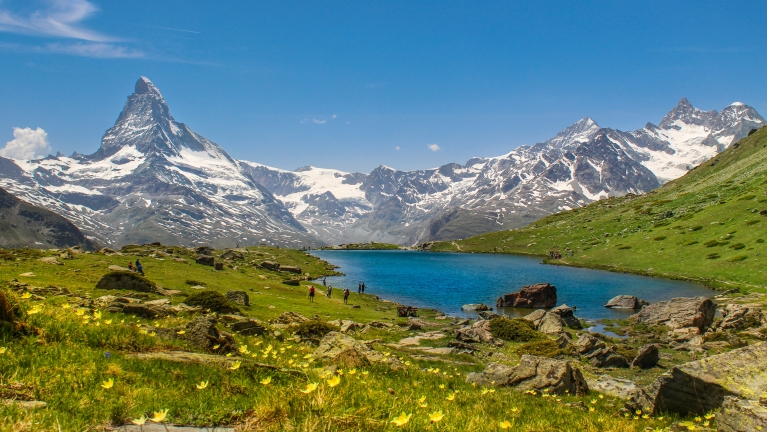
431,126,767,292
0,245,694,431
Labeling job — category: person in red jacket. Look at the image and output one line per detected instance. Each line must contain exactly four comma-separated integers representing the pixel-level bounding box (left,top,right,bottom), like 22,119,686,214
308,285,315,302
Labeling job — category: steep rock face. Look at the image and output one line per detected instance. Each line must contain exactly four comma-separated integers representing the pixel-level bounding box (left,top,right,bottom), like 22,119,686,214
0,186,98,250
248,100,763,245
0,78,317,248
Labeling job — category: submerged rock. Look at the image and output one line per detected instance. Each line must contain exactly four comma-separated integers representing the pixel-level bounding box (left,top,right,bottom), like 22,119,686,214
605,295,648,309
496,283,557,308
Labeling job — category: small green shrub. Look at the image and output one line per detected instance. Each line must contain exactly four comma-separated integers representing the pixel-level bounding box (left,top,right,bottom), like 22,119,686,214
727,255,748,262
618,245,631,250
653,236,667,241
706,253,721,259
690,226,703,231
489,317,542,342
704,240,720,247
185,291,239,313
685,241,699,246
185,280,206,286
292,319,338,340
730,243,746,250
614,345,638,360
746,220,761,225
516,340,567,358
757,239,765,243
737,194,757,201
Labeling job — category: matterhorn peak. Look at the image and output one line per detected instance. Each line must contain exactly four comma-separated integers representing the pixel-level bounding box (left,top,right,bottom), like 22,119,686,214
134,76,164,99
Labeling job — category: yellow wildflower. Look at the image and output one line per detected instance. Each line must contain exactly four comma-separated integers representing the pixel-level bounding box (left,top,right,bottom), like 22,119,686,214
390,412,412,427
327,375,341,387
260,376,272,385
212,344,220,350
300,382,318,394
131,415,147,426
499,420,512,429
62,303,71,309
196,381,209,390
101,378,114,389
177,330,186,335
93,311,102,319
429,410,444,423
28,305,43,315
150,409,169,423
20,292,32,299
0,347,6,354
229,361,241,371
446,394,455,401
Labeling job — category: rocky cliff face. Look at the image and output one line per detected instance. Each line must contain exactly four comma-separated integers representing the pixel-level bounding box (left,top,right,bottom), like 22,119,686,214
0,186,98,250
0,78,318,248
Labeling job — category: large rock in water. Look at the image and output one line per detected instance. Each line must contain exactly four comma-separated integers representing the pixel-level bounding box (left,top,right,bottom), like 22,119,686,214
496,283,556,308
626,342,767,416
95,271,158,293
548,304,582,329
466,355,588,396
314,332,404,370
629,296,716,331
605,295,649,309
461,303,492,312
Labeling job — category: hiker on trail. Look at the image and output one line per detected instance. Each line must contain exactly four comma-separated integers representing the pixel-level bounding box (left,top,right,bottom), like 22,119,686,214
308,285,315,302
326,285,332,298
343,288,350,304
323,277,327,287
361,282,366,293
135,259,144,275
358,282,362,294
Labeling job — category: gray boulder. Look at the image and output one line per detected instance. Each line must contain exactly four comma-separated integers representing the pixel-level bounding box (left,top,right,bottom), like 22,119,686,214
718,396,767,432
576,333,606,355
605,295,649,309
280,265,302,274
221,249,244,260
586,346,629,368
314,332,404,370
195,255,215,266
231,319,266,336
631,344,660,369
96,271,158,293
630,296,716,332
184,317,235,352
466,355,588,396
461,303,492,312
549,304,582,329
273,311,309,325
260,261,280,271
523,309,547,327
538,313,565,334
225,290,249,306
478,311,501,320
717,304,764,330
626,342,767,416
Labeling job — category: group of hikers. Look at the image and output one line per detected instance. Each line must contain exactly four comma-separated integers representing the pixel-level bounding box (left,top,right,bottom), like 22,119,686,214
307,280,367,304
127,258,144,275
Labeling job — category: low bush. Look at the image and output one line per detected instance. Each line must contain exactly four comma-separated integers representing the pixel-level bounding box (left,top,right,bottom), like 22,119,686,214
185,291,239,313
185,279,207,286
489,317,542,342
292,319,338,341
727,255,748,262
729,243,746,250
653,236,667,241
516,340,568,358
614,345,638,360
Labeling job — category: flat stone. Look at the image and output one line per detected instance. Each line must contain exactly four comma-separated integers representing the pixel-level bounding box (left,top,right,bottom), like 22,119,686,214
195,255,214,266
3,399,47,409
587,376,637,400
461,303,492,312
538,312,565,334
717,396,767,432
414,347,455,355
19,272,35,277
39,257,63,265
108,265,131,272
96,271,158,293
225,290,249,306
523,309,547,327
314,332,405,370
630,296,716,331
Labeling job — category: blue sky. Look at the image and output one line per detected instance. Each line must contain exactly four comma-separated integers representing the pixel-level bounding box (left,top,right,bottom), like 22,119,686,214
0,0,765,172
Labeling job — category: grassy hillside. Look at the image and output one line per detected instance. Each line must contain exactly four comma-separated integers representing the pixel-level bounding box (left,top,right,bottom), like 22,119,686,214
431,126,767,291
0,245,690,431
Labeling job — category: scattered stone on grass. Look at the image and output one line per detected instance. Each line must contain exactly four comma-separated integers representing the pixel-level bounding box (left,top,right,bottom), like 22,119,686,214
587,376,637,400
538,313,565,334
586,346,629,368
95,271,158,293
38,257,62,265
183,317,235,353
259,261,280,271
314,332,405,370
273,311,309,325
548,304,583,329
715,303,764,330
195,255,214,266
225,290,249,306
466,355,588,396
631,343,660,369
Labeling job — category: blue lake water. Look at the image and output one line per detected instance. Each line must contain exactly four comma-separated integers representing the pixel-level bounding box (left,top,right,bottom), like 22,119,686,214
312,250,712,322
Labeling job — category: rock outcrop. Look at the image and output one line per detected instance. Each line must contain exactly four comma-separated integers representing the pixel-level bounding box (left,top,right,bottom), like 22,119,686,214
629,296,716,332
626,342,767,416
548,304,582,329
313,332,404,370
461,303,492,312
605,295,649,309
718,396,767,432
631,344,660,369
454,320,495,343
586,346,629,368
716,304,764,330
466,355,588,396
95,271,158,293
184,317,235,353
496,283,557,308
225,290,249,306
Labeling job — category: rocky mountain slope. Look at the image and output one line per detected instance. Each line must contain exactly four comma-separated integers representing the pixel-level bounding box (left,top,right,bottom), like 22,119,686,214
0,78,318,248
430,125,767,289
0,186,98,250
248,99,764,245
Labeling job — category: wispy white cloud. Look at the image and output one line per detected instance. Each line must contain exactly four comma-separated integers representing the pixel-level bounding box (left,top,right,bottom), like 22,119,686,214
0,127,51,160
135,24,200,34
0,0,116,42
395,146,401,151
0,0,145,58
427,143,440,152
312,119,326,124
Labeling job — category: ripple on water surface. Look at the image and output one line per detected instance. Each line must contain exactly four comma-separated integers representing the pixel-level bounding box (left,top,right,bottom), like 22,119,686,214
313,250,712,321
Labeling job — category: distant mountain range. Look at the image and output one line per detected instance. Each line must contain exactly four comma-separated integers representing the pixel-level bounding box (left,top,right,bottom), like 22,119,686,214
0,78,763,247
